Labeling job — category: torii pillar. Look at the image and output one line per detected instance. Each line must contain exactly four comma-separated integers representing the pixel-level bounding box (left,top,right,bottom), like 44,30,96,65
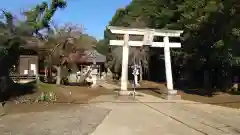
108,26,183,99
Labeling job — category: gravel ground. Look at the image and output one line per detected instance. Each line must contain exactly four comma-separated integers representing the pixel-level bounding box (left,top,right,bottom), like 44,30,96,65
0,105,110,135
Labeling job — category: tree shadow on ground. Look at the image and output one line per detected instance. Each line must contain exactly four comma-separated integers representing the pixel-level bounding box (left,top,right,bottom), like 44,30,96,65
178,88,218,97
7,81,37,100
67,82,92,87
137,84,218,97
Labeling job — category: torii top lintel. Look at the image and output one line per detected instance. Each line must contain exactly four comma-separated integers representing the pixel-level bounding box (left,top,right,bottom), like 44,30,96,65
107,26,183,37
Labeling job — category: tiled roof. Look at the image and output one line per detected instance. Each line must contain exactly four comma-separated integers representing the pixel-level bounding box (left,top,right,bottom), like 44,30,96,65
84,50,106,63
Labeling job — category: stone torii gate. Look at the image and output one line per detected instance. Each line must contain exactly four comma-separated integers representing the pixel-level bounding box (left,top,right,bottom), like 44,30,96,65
108,26,183,99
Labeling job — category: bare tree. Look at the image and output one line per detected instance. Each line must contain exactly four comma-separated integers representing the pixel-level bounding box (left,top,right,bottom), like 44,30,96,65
42,22,86,85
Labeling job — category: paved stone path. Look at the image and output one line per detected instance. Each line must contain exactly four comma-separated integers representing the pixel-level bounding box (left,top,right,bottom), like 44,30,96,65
0,105,110,135
90,93,240,135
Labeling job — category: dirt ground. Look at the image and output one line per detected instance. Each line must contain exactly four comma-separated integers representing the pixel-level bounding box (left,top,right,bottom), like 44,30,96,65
3,83,114,115
3,80,240,115
138,81,240,109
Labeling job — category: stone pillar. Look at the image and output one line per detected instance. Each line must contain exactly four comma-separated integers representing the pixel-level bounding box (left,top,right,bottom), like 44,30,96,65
120,34,130,94
163,36,180,100
133,66,140,86
91,68,98,88
233,76,239,91
134,75,139,86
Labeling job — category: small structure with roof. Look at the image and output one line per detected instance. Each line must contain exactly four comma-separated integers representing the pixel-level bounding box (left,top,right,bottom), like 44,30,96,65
78,49,106,78
11,38,42,83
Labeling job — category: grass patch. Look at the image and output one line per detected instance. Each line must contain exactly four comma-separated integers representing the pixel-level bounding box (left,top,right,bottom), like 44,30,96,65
229,90,240,95
38,82,57,92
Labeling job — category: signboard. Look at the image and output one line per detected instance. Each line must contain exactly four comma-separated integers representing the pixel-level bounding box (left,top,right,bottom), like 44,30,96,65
143,31,154,45
24,70,28,75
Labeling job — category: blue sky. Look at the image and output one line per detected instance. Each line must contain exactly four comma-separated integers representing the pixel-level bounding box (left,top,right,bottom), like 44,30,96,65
0,0,132,39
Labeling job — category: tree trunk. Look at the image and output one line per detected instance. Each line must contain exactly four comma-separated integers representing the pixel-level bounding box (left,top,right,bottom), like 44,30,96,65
44,66,48,82
204,70,213,96
56,66,62,85
204,70,209,88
